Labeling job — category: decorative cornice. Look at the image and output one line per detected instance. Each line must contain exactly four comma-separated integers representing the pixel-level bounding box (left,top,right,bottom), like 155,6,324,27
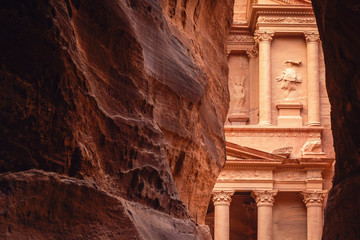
304,32,320,43
273,0,312,4
224,125,324,134
224,160,334,170
257,16,316,24
252,190,278,206
301,190,327,207
228,34,255,43
254,31,274,43
212,191,234,206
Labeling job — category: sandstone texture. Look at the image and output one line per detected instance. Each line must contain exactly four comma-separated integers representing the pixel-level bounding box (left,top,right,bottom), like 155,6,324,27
312,1,360,239
0,0,233,239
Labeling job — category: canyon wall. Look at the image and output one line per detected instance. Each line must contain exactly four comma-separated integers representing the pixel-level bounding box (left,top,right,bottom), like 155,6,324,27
0,0,233,239
312,1,360,239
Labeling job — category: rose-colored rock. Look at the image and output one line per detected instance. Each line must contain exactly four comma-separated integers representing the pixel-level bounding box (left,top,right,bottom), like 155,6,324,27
312,0,360,239
0,0,233,238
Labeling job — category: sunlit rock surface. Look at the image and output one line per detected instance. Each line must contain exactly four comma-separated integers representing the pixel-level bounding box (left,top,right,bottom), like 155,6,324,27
0,0,233,238
312,0,360,239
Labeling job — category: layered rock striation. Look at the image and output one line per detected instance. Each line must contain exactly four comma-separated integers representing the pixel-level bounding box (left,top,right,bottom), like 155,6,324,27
312,1,360,239
0,0,233,239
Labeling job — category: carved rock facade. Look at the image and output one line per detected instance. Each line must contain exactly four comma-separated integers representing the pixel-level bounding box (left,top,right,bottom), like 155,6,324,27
207,1,334,239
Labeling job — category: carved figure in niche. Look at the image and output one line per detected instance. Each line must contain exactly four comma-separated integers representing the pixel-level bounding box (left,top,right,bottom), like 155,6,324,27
229,75,246,111
276,60,302,99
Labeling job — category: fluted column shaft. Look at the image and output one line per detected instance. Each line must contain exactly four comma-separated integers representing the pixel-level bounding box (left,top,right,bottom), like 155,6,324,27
302,190,327,240
213,191,234,240
305,32,321,126
255,31,274,125
252,190,278,240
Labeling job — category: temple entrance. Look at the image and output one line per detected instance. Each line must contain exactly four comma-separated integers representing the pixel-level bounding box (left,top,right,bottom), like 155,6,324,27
206,192,257,240
230,192,257,240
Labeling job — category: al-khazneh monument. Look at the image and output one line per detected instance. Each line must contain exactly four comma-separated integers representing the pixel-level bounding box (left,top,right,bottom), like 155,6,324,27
206,1,335,240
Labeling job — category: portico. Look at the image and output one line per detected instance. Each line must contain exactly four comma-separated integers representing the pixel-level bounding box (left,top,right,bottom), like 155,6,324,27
209,142,331,240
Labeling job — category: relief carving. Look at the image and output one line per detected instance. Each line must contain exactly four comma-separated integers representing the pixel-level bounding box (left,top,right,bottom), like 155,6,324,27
272,146,293,157
276,60,302,99
218,170,272,181
229,76,246,111
228,35,254,43
301,138,324,155
257,16,315,24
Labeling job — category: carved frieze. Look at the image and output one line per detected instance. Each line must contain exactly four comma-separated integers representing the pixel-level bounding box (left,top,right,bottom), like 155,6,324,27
307,170,322,180
257,16,316,24
224,128,322,138
252,190,278,207
212,191,234,206
273,171,306,181
217,170,273,181
228,34,254,43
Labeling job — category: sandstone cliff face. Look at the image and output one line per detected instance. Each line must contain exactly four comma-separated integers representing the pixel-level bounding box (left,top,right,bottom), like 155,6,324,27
312,1,360,239
0,0,233,239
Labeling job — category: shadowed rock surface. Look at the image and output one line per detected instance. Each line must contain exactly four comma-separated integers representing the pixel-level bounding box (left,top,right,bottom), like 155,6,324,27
312,1,360,239
0,0,233,239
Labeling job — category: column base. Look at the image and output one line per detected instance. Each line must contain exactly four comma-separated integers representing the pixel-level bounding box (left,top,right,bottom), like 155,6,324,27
308,122,321,126
259,121,272,126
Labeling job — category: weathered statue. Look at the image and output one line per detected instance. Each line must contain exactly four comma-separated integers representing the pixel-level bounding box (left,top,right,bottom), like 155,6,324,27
229,75,246,112
276,60,302,99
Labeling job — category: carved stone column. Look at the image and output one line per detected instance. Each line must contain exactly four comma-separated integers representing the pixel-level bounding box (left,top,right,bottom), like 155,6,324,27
305,32,321,126
252,190,278,240
302,190,327,240
255,31,274,125
213,191,234,240
247,48,259,123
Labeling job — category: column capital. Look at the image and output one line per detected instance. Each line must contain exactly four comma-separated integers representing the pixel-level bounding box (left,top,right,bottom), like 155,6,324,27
301,190,327,207
252,190,278,207
212,191,234,206
304,32,320,43
246,48,258,59
254,31,274,43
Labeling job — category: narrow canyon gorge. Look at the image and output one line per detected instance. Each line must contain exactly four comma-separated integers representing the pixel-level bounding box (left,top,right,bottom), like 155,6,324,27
0,0,359,239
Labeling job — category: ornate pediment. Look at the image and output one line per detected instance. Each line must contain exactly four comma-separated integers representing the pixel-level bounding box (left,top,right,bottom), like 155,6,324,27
226,141,287,161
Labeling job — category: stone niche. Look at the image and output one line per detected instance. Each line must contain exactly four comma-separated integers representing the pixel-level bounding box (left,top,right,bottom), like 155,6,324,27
271,36,307,126
228,53,250,125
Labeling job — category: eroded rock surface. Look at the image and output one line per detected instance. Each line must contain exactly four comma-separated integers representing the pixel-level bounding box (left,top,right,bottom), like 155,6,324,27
312,1,360,239
0,0,233,238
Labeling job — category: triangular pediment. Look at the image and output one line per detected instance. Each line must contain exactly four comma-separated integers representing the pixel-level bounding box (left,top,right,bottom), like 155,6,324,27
226,141,287,161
